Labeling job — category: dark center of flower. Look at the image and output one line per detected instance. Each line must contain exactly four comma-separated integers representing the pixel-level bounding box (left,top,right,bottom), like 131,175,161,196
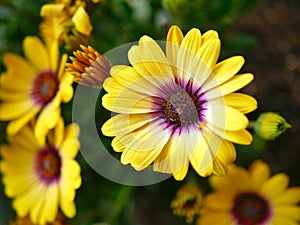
36,147,61,183
163,90,203,127
183,198,197,210
32,70,58,106
232,192,270,225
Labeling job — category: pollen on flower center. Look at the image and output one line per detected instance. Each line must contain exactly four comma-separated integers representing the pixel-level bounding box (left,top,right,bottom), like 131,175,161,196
31,70,58,106
232,192,270,225
163,90,203,127
36,147,61,183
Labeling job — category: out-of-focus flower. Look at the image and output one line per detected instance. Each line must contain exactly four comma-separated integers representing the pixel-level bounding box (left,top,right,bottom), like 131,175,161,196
40,0,100,50
1,118,81,225
198,160,300,225
0,36,73,142
101,25,257,180
171,184,203,223
254,112,291,140
66,45,111,87
10,212,72,225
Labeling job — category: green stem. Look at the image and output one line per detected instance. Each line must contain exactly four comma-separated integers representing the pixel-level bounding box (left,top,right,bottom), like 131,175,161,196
107,185,133,224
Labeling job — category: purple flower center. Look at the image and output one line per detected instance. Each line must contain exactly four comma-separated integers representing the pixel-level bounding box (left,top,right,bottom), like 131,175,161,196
232,192,270,225
31,70,58,106
35,147,61,184
161,80,207,128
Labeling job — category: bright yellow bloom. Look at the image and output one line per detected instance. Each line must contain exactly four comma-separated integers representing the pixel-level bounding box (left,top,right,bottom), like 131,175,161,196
254,112,291,140
40,0,95,50
0,36,73,142
1,118,81,225
198,160,300,225
171,185,203,223
101,25,257,180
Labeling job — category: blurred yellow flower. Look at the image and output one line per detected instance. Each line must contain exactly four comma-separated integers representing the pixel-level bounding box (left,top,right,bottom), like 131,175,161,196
40,0,96,50
0,36,73,142
101,25,257,180
171,185,203,223
1,118,81,225
254,112,291,140
198,160,300,225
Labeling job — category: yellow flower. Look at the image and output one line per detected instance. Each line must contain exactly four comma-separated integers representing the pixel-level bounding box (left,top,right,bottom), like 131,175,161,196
40,0,95,50
198,160,300,225
101,25,257,180
66,45,111,87
0,36,73,142
254,112,291,140
1,118,81,225
171,185,203,223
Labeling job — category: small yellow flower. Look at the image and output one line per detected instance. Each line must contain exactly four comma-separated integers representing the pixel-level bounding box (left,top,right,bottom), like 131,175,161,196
254,112,291,140
171,185,203,223
0,36,73,142
198,160,300,225
66,45,111,87
1,118,81,225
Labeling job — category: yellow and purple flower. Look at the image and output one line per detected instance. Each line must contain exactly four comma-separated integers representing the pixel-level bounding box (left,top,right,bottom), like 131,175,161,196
0,118,81,225
0,36,73,141
198,160,300,225
101,25,257,180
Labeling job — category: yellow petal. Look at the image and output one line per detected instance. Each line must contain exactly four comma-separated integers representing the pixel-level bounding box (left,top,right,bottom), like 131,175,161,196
208,124,253,145
180,28,201,55
166,25,183,67
173,163,189,181
274,205,300,221
0,99,36,120
41,184,59,223
110,65,167,96
203,56,245,91
40,3,65,17
249,160,270,190
206,73,254,100
72,6,93,36
204,192,233,210
154,126,198,176
6,105,40,136
23,36,50,71
260,173,289,198
117,119,171,153
206,105,249,131
196,38,220,71
102,113,155,137
272,187,300,204
2,52,36,79
202,30,219,42
102,89,156,114
223,93,257,114
189,128,214,177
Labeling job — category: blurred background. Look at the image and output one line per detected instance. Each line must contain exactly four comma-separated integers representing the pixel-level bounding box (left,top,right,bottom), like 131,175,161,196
0,0,299,224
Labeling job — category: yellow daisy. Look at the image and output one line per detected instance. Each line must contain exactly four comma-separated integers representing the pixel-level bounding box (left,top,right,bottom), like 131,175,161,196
0,118,81,225
101,25,257,180
40,0,95,50
198,160,300,225
171,184,203,223
0,36,73,141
